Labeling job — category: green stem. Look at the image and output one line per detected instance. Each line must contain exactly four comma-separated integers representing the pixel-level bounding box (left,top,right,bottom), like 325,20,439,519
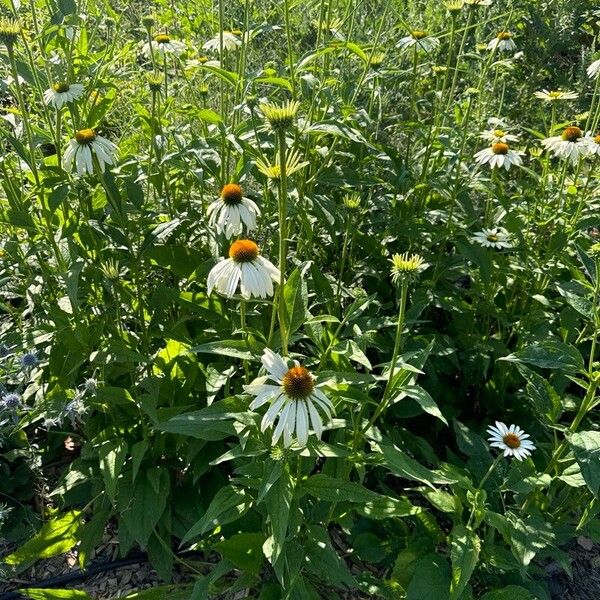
277,128,290,355
363,279,409,433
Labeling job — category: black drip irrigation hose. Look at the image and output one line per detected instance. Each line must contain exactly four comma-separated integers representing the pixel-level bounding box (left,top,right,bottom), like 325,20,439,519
0,549,203,600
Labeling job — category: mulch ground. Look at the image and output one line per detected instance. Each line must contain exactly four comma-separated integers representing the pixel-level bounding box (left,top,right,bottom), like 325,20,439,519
2,533,600,599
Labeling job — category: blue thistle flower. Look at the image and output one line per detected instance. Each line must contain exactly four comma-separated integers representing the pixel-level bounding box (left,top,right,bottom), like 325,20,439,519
0,392,21,410
19,351,38,369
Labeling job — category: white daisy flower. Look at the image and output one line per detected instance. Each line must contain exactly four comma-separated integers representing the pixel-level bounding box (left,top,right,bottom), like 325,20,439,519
244,348,334,447
142,34,186,57
203,31,242,54
487,31,516,52
207,183,260,239
480,127,519,143
534,89,579,102
63,128,118,176
207,239,280,300
587,59,600,80
473,142,524,170
472,227,512,249
43,82,84,109
397,30,440,53
541,126,589,163
583,132,600,156
487,421,535,461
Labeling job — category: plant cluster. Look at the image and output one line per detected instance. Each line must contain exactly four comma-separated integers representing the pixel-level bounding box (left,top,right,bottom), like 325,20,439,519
0,0,600,599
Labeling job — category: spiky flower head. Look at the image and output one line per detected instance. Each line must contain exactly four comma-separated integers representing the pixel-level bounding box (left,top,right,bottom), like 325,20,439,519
0,18,21,48
142,15,156,30
444,0,465,12
390,253,427,284
259,100,300,130
369,52,385,69
0,392,21,410
343,193,361,210
256,148,309,180
20,351,38,369
146,73,163,93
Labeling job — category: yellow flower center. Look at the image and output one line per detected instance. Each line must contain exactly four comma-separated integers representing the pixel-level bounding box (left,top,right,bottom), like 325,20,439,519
198,55,209,63
548,91,562,99
493,129,506,137
229,239,259,263
411,30,427,39
282,366,315,399
497,31,512,40
594,134,600,145
75,128,97,144
562,126,582,142
492,142,509,155
154,34,171,44
53,82,70,93
503,433,521,449
221,183,243,206
486,234,499,242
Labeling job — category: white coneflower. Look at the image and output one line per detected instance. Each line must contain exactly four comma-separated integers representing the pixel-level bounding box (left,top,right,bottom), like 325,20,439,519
583,132,600,156
245,348,334,447
207,183,260,239
203,31,242,53
43,82,84,109
487,31,516,52
143,33,186,57
207,240,280,299
63,128,118,175
472,227,512,249
397,30,440,53
534,89,579,102
587,59,600,80
487,421,535,461
541,126,589,163
480,127,519,143
473,142,524,170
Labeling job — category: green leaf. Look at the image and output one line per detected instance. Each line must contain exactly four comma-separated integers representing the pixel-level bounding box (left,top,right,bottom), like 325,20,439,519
201,64,239,85
196,108,223,124
212,532,265,576
98,439,127,504
301,474,419,518
254,76,293,92
516,365,562,423
57,0,77,15
480,586,534,600
155,396,252,440
189,339,256,360
500,340,585,373
305,121,370,146
23,590,92,600
449,524,480,600
406,553,451,600
264,465,293,563
506,514,554,574
78,509,109,568
121,469,169,546
569,431,600,497
183,486,251,543
403,385,448,424
284,267,308,336
379,443,457,489
4,511,81,572
120,585,195,600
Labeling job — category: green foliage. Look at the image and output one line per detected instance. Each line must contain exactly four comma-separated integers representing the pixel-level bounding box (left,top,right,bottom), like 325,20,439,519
0,0,599,598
